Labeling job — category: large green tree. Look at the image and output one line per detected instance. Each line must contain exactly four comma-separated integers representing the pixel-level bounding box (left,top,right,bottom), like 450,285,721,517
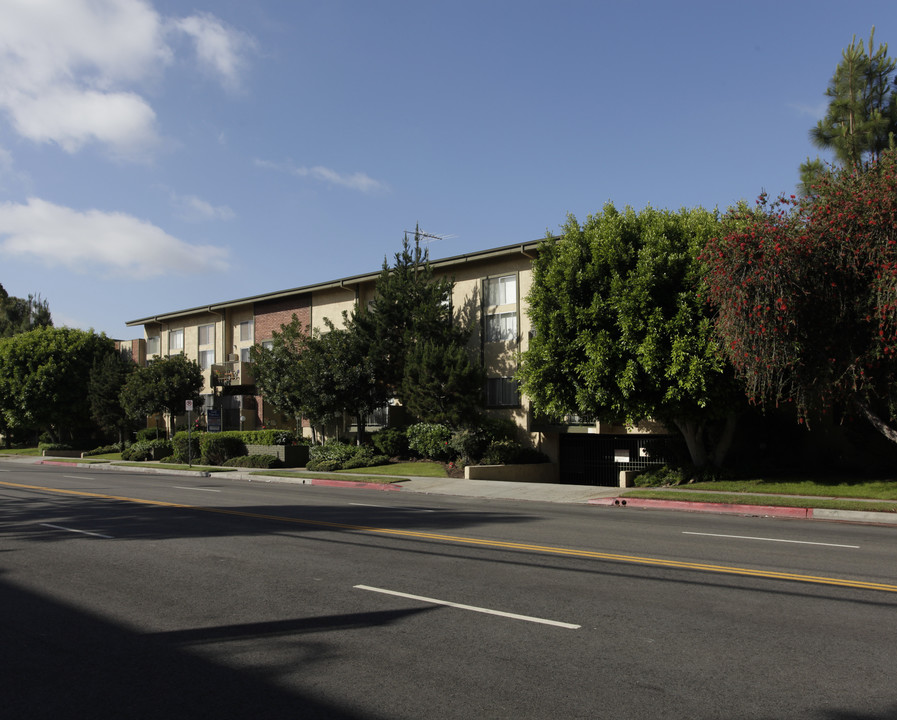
0,283,52,338
0,326,115,441
705,150,897,444
119,354,204,438
801,28,897,191
88,351,136,446
519,204,739,469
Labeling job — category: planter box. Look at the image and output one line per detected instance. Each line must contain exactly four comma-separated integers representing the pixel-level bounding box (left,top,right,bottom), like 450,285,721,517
42,450,82,458
464,463,559,483
245,444,309,468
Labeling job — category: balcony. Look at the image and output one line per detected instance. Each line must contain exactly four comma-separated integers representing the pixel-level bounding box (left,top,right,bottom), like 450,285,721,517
210,361,255,388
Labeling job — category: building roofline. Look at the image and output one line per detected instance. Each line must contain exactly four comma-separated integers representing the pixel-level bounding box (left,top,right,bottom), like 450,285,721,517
126,238,550,327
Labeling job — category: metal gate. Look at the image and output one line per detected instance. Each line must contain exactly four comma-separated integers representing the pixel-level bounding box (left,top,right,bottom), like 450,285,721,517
559,434,671,486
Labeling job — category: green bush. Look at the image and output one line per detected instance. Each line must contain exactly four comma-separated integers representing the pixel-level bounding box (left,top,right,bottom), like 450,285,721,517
171,431,202,463
135,427,165,442
481,440,549,466
406,423,453,461
38,442,74,454
307,441,390,470
83,444,122,457
200,434,247,465
121,441,152,461
306,458,342,472
223,454,282,468
371,427,409,458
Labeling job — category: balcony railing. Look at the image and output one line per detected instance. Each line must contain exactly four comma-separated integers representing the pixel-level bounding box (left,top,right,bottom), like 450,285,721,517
210,361,255,387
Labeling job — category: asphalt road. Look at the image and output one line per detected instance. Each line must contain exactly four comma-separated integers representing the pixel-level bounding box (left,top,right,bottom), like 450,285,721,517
2,460,896,720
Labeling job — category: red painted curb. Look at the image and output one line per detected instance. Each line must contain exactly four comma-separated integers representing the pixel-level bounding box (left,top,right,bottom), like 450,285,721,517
309,478,402,491
588,496,811,519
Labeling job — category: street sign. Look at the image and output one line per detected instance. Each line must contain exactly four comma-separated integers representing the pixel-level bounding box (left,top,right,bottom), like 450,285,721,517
186,400,194,412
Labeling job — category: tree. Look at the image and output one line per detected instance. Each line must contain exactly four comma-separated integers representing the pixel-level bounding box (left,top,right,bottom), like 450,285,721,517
518,204,740,469
119,354,204,438
0,283,52,337
349,228,483,423
800,28,897,190
0,326,115,441
400,338,485,426
88,351,136,446
704,150,897,443
249,314,311,436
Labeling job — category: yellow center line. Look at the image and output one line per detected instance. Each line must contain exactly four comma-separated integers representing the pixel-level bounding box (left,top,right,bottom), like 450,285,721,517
5,479,897,593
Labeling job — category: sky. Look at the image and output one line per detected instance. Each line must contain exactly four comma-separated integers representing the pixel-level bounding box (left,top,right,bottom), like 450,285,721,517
1,0,896,340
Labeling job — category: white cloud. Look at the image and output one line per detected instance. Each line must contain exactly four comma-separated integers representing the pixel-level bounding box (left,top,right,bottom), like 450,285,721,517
170,191,236,222
255,159,390,194
172,13,255,92
0,0,254,157
0,197,229,276
790,101,828,120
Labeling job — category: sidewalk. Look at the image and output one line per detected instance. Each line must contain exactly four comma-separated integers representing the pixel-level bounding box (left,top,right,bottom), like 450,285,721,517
21,455,897,527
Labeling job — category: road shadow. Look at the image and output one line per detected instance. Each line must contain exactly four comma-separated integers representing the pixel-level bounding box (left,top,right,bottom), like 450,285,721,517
2,573,431,720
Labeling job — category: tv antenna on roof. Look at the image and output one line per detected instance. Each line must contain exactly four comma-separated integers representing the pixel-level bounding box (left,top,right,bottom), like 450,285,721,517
405,229,457,246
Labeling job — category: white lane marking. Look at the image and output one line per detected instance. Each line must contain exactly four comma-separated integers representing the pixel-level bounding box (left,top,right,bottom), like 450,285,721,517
173,486,221,493
683,531,859,549
355,585,580,629
40,523,113,539
63,475,95,481
349,503,435,512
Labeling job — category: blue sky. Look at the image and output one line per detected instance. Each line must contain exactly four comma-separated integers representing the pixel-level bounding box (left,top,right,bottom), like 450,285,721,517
1,0,895,340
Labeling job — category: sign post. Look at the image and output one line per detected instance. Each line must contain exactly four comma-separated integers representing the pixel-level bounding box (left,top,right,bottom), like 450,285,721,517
186,400,194,467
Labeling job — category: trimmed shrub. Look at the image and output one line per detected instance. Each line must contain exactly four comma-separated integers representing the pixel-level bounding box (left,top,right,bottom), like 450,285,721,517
406,423,453,461
200,434,247,466
481,440,549,466
171,432,202,463
83,444,122,457
121,441,152,461
38,442,74,454
136,427,165,442
306,458,342,472
307,441,390,470
371,427,409,458
223,454,282,469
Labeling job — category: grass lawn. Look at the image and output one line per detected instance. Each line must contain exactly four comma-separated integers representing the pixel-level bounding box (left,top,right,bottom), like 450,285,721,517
338,461,449,478
250,470,399,483
647,477,897,501
622,489,897,513
0,447,41,456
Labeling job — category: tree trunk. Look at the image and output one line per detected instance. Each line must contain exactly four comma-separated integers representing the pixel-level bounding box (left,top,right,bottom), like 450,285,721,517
710,412,737,468
356,412,366,446
674,418,708,468
853,399,897,444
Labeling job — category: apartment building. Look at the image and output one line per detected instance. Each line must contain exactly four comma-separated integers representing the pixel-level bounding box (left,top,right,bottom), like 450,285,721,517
126,239,670,484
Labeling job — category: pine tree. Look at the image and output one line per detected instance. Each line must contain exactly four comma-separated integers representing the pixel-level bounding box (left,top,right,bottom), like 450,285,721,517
801,28,897,190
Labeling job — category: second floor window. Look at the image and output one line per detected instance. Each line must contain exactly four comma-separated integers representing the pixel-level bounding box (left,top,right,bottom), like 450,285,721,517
198,324,215,346
485,274,516,307
199,349,215,370
169,329,184,354
239,320,253,343
146,336,160,356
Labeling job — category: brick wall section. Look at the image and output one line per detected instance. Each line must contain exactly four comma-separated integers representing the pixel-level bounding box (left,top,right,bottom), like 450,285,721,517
253,295,311,341
253,295,311,428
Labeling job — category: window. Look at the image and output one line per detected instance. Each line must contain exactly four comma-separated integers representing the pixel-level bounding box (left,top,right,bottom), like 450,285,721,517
240,347,251,362
169,329,184,354
239,320,253,343
485,275,516,306
486,377,520,407
486,311,517,342
261,340,274,351
199,349,215,370
198,324,215,346
146,336,160,356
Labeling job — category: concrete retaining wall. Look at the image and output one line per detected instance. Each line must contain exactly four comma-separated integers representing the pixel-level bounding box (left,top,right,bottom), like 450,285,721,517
245,444,309,468
464,463,559,483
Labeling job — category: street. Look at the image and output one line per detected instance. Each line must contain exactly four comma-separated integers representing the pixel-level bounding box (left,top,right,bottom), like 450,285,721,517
1,460,896,719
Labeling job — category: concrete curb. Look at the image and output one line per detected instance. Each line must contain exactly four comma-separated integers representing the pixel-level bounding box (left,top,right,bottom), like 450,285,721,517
589,496,897,525
38,460,213,478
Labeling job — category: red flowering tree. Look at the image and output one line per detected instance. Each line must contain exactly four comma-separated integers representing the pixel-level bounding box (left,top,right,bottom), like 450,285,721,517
704,150,897,442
